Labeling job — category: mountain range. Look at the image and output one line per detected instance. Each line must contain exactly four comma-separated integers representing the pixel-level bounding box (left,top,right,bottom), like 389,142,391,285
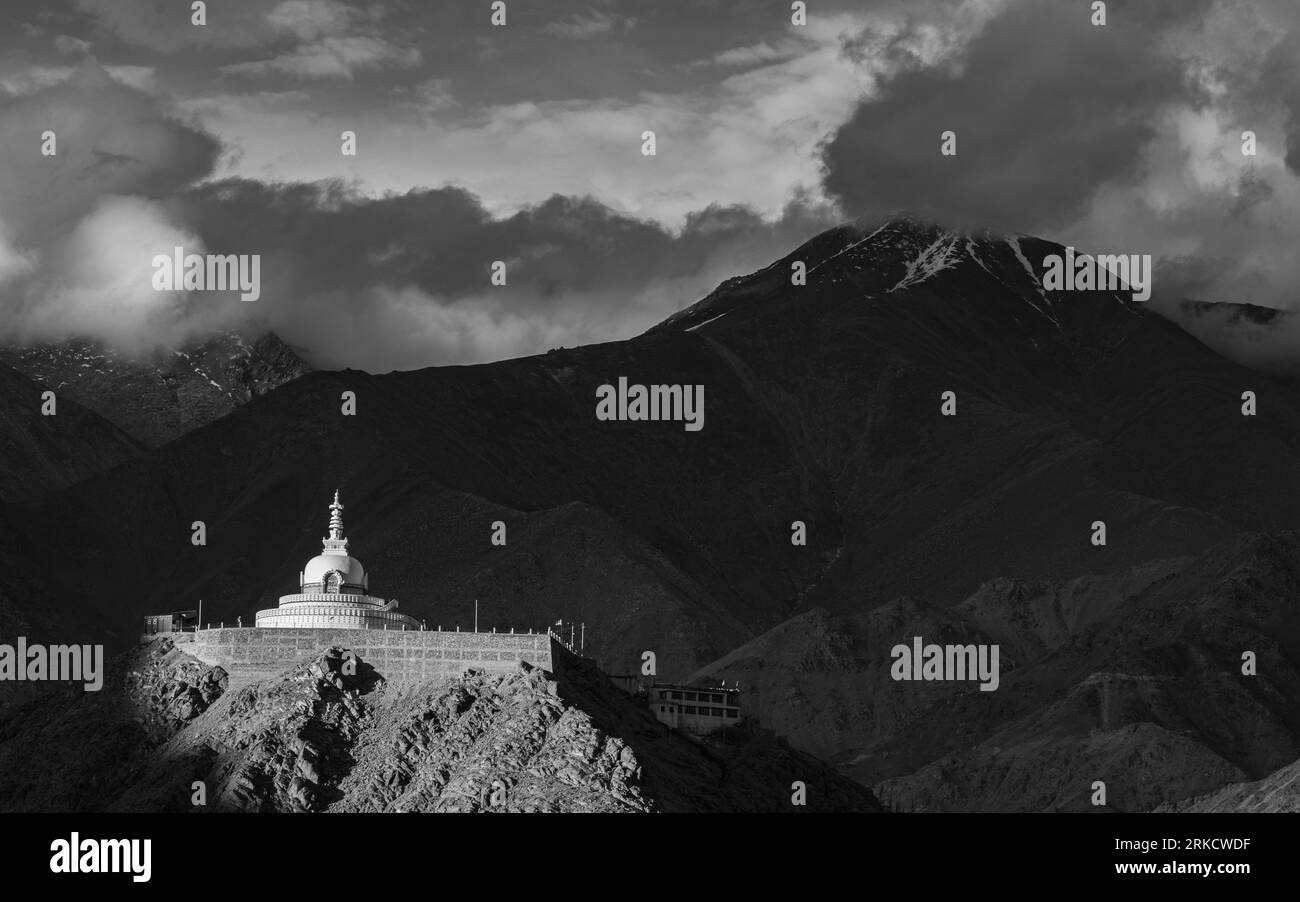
1,214,1298,811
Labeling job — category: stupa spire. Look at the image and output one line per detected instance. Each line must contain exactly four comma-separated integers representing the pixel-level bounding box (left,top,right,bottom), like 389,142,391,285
328,489,344,540
322,490,349,553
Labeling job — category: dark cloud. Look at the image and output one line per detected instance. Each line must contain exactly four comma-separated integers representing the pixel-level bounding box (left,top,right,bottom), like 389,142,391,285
0,36,844,371
1252,35,1300,177
820,0,1212,234
17,0,1300,376
184,180,837,370
0,61,220,243
0,61,234,349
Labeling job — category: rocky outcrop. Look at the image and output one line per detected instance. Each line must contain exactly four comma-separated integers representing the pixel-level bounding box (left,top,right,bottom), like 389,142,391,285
0,639,881,813
1156,756,1300,812
124,639,228,741
334,659,649,813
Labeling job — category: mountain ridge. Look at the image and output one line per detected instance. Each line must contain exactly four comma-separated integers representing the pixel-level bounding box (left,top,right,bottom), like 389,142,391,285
0,331,311,447
3,214,1300,810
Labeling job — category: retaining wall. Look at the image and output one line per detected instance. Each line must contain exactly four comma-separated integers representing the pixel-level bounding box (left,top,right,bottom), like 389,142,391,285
189,627,553,680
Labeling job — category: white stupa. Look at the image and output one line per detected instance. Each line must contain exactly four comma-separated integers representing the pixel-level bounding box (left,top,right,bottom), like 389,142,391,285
255,490,420,629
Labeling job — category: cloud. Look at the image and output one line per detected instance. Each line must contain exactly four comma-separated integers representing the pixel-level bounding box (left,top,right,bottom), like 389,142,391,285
0,62,219,241
543,10,634,40
820,0,1209,235
103,65,155,91
708,41,799,68
0,61,226,351
41,0,1300,376
53,34,91,55
75,0,272,51
815,0,1300,372
0,220,37,288
179,180,838,370
1042,0,1300,372
221,35,422,80
0,62,153,97
1161,297,1300,376
12,195,235,349
217,0,421,81
186,12,873,229
266,0,359,42
0,54,840,371
0,65,73,96
393,78,456,115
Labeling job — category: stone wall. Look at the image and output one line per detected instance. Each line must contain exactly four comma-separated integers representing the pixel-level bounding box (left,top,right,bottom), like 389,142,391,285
189,627,553,680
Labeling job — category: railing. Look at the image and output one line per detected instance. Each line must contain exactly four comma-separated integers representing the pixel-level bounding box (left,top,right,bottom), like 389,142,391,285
547,627,590,658
258,611,414,622
277,593,384,606
193,616,559,638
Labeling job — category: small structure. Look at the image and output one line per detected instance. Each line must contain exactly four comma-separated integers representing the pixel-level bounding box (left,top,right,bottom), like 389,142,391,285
255,491,419,629
608,673,652,695
142,610,197,637
649,683,742,734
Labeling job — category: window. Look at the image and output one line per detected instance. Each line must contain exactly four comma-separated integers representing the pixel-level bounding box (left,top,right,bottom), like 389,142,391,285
713,694,724,704
711,708,723,717
726,710,738,718
671,691,682,700
684,692,697,701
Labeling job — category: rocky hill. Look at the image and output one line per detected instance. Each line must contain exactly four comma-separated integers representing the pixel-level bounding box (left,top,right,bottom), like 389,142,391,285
0,638,882,814
1157,756,1300,812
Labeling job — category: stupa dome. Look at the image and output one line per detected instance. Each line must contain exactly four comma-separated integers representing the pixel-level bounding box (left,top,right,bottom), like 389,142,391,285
303,552,367,590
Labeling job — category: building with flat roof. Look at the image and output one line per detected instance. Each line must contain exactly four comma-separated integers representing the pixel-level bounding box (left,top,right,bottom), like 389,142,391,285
142,610,197,637
649,683,742,734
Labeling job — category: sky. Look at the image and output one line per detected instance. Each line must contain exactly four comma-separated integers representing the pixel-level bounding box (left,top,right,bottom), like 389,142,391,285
1,0,1299,371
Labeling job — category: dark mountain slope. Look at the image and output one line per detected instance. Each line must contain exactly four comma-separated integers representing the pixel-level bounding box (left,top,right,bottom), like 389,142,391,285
0,332,310,446
657,219,1295,612
691,530,1300,811
5,216,1297,654
3,334,831,673
0,361,141,658
0,361,141,504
